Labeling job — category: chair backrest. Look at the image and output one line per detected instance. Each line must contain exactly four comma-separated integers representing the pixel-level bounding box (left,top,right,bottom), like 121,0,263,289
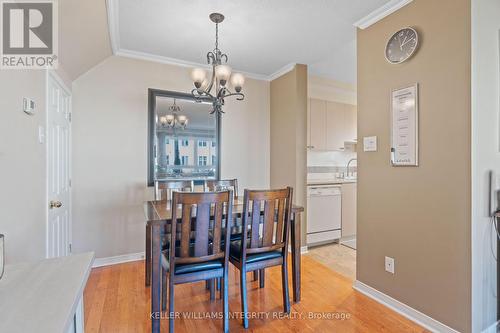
155,180,194,201
240,187,293,258
169,191,233,267
204,179,238,198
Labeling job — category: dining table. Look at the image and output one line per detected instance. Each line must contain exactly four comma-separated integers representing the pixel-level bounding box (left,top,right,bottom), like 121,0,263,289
143,197,304,333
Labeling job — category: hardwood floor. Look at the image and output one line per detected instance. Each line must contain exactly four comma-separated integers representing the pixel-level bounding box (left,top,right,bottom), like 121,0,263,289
84,256,428,332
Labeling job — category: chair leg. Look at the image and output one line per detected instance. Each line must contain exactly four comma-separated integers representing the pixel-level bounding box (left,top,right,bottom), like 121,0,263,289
253,270,258,281
259,269,265,288
281,261,290,314
240,268,249,328
209,278,216,301
219,277,224,300
162,267,167,312
223,272,229,333
169,276,175,333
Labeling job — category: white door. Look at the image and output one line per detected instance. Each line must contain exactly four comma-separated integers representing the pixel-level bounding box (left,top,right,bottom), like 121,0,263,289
47,72,72,258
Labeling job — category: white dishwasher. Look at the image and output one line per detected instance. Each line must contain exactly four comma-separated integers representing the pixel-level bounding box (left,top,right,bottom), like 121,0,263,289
307,185,342,245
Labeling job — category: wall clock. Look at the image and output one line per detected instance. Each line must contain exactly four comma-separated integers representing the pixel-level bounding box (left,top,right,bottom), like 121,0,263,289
385,27,419,64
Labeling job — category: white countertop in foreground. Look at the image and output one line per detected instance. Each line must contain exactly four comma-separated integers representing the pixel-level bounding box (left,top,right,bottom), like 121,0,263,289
0,252,94,333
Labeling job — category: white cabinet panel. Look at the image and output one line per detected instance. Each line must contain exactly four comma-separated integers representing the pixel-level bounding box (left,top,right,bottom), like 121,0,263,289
309,99,327,150
308,98,357,151
326,101,346,151
345,104,357,142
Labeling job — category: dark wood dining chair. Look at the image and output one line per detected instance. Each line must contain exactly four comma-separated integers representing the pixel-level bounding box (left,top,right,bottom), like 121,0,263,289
154,180,194,201
204,179,261,288
204,179,239,198
161,190,233,333
229,187,293,329
146,180,195,286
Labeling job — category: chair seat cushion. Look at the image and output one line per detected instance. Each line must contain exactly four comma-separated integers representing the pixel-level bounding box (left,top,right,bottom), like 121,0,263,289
229,240,282,264
161,251,223,275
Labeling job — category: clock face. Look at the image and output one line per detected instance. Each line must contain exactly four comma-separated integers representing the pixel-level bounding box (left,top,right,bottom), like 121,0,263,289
385,28,419,64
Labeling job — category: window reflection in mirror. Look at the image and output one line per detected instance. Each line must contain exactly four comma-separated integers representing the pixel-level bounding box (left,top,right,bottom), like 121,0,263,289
148,90,219,185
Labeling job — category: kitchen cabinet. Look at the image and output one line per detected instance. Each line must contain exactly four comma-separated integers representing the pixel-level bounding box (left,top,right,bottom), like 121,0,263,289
308,98,327,150
341,183,357,238
308,98,357,151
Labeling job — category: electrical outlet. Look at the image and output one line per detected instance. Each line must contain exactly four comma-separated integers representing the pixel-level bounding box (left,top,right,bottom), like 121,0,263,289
385,256,395,274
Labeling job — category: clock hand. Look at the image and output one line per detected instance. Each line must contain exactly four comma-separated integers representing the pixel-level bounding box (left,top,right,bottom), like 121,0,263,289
401,35,407,46
401,38,414,48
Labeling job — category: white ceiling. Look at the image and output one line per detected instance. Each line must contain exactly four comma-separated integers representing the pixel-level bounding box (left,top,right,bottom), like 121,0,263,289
114,0,390,84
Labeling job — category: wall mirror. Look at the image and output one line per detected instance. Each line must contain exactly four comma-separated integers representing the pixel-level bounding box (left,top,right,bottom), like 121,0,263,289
148,89,220,186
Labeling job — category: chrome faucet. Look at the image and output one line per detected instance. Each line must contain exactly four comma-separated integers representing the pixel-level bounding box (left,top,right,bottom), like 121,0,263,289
346,158,357,178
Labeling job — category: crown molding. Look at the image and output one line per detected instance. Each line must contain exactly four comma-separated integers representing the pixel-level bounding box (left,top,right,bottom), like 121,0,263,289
105,0,289,82
267,63,297,81
115,48,270,81
106,0,120,53
354,0,413,29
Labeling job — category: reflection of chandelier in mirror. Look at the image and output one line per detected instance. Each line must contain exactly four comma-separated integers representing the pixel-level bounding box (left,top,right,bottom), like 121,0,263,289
159,99,188,129
190,13,245,115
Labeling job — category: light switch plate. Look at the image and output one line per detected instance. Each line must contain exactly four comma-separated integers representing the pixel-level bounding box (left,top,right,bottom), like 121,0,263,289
363,136,377,152
38,126,45,144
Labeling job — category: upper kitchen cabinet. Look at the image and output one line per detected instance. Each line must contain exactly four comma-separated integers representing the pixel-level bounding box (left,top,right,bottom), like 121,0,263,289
344,103,357,142
308,98,327,150
308,98,357,151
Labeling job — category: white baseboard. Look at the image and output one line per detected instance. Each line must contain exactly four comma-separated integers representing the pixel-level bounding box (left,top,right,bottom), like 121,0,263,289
92,252,145,268
288,245,308,254
353,280,460,333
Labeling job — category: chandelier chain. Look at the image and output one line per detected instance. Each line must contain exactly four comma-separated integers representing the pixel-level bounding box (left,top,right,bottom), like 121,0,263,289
215,22,218,52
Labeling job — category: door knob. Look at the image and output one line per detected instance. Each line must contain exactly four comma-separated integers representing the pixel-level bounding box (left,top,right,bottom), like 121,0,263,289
49,201,62,209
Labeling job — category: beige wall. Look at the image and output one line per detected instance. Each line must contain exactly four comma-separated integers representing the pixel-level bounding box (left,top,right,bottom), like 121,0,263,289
0,70,47,264
270,65,308,244
357,0,471,331
72,56,270,258
59,0,112,81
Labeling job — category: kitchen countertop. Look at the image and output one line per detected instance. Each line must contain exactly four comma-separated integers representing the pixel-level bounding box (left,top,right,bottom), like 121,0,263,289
0,252,94,333
307,179,357,186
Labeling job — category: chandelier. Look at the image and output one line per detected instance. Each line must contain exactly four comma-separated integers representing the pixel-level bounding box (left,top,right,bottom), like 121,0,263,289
159,99,188,129
190,13,245,115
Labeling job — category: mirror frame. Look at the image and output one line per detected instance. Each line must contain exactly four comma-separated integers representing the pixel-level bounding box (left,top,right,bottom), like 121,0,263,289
147,88,221,187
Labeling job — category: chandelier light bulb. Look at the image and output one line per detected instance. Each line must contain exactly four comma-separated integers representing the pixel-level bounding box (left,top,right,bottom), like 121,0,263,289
165,114,175,127
215,65,232,86
177,115,188,128
191,68,207,88
230,73,245,92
